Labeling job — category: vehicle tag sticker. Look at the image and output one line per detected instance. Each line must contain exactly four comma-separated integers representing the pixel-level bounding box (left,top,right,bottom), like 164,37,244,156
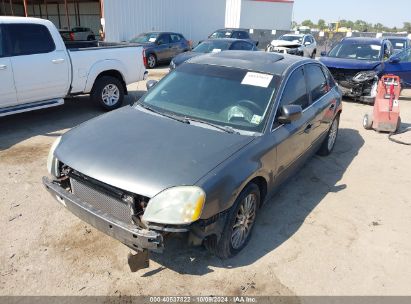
149,37,156,42
251,115,262,125
212,48,222,53
241,72,273,88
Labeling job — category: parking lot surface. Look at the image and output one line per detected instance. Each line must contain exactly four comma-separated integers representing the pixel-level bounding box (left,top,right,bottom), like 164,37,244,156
1,69,411,296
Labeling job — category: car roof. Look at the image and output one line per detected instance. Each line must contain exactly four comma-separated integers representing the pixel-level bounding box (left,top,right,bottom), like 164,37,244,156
385,36,409,40
283,33,305,37
203,38,252,43
215,28,248,32
187,51,312,76
342,37,387,44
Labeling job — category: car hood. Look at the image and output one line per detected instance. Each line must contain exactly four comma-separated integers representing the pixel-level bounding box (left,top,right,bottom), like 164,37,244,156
173,52,203,66
269,40,301,48
320,56,381,70
55,106,254,198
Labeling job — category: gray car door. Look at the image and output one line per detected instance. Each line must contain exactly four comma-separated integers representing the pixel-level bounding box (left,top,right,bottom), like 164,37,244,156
155,34,171,61
270,66,313,185
304,64,335,148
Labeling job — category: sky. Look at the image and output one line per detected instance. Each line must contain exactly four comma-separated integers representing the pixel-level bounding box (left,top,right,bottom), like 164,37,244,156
293,0,410,28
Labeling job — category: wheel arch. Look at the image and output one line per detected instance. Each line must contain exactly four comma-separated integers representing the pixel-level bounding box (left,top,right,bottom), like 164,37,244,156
85,60,128,94
92,70,128,95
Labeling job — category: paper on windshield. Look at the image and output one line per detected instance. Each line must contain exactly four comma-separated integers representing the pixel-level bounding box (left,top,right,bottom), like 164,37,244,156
212,49,222,53
395,43,404,47
251,115,262,125
149,37,156,42
371,45,381,51
241,72,273,88
225,32,231,36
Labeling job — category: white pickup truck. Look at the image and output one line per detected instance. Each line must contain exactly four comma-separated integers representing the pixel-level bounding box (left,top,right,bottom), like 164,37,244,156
0,17,147,117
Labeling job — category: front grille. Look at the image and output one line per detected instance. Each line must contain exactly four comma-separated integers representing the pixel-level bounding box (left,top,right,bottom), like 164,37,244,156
328,68,360,87
70,177,132,224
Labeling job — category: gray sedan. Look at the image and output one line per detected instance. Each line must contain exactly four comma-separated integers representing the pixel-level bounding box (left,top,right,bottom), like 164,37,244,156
44,51,342,263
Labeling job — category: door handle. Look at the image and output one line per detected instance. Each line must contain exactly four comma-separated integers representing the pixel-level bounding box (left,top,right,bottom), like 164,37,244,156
329,104,335,110
304,124,313,134
0,64,7,70
52,59,65,64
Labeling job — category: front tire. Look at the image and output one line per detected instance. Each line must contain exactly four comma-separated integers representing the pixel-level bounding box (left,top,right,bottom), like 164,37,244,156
91,76,124,111
205,183,260,259
318,115,340,156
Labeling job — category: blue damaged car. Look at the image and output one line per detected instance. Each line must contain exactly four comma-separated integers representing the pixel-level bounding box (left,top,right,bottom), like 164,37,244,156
320,37,411,103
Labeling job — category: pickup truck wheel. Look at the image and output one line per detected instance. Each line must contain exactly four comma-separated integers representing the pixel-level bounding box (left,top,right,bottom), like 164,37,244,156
317,115,340,156
147,54,157,69
91,76,124,111
205,183,260,259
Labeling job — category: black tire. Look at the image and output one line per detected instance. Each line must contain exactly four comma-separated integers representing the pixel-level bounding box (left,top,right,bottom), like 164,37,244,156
204,183,260,259
87,35,95,41
311,50,317,59
91,76,124,111
363,114,373,130
317,115,340,156
147,53,157,69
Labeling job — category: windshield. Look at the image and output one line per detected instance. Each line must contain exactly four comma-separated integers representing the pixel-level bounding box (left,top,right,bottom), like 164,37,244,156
210,30,232,38
193,40,232,53
137,64,279,133
279,35,303,43
328,42,382,61
388,38,407,50
130,33,159,43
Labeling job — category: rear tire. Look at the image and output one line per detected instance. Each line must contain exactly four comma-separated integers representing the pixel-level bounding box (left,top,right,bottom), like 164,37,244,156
91,76,124,111
204,183,260,259
318,115,340,156
311,50,317,59
363,114,373,130
147,54,157,69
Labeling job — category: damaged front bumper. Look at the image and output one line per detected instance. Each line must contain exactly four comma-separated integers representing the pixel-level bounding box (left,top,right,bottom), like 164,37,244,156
42,177,164,252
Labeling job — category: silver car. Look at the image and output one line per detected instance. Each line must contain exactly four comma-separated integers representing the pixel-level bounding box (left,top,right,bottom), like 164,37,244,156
44,51,341,267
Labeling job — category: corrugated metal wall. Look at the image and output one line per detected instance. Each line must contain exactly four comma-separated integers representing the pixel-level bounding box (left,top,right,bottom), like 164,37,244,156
104,0,227,43
225,0,241,28
240,0,293,30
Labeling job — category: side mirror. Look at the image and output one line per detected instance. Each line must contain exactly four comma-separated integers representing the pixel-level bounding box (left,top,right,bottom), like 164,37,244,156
278,105,302,124
156,40,163,45
389,56,400,64
146,80,158,90
320,51,327,56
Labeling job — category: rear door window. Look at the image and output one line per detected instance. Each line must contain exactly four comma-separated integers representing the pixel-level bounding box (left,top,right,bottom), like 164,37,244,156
280,67,309,109
157,34,170,45
305,64,329,102
170,34,181,43
7,23,55,56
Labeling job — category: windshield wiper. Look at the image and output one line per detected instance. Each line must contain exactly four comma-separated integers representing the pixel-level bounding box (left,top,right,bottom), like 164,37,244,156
137,103,190,124
185,117,240,134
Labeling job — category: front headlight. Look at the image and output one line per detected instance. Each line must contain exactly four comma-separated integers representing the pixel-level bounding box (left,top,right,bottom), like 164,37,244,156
142,186,206,225
47,136,61,177
169,60,176,70
353,70,378,83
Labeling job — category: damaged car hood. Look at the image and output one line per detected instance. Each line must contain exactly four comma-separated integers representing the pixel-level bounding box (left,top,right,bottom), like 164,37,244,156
320,56,382,71
269,40,301,48
55,106,254,198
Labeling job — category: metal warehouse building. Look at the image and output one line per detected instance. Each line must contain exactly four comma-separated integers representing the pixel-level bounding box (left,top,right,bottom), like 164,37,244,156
0,0,294,42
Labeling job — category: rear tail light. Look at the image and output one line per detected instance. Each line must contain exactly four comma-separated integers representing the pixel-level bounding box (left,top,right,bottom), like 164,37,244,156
143,49,147,67
69,32,75,41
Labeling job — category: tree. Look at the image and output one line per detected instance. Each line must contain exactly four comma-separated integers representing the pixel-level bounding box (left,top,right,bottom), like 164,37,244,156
374,23,384,32
301,20,315,28
317,19,326,30
403,22,411,33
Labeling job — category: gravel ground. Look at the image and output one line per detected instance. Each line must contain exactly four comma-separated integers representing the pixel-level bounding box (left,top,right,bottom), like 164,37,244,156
1,68,411,296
